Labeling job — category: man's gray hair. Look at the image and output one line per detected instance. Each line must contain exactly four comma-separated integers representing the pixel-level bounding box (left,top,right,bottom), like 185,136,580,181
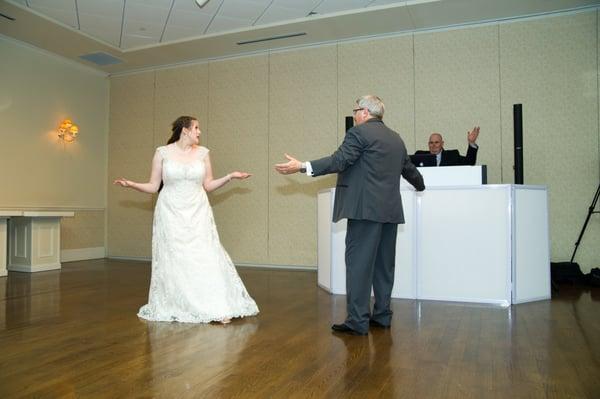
356,95,385,119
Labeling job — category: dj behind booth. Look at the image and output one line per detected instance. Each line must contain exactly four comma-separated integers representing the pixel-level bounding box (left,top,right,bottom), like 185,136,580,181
412,127,480,167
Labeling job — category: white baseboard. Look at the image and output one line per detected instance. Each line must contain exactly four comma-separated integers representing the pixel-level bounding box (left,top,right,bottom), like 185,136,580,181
8,263,61,272
61,247,106,262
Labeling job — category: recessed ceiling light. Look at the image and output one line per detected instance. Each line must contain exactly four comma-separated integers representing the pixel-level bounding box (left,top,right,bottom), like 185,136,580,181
195,0,209,8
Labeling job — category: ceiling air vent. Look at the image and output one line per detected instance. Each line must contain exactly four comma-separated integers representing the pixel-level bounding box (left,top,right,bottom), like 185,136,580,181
78,52,124,66
0,12,15,21
237,32,306,45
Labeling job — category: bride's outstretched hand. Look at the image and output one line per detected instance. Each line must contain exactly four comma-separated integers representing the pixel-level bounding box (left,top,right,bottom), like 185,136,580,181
229,171,252,180
113,178,132,187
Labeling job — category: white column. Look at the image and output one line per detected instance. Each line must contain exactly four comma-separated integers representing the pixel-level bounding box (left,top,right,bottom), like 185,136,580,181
0,218,8,277
0,211,23,277
7,211,74,273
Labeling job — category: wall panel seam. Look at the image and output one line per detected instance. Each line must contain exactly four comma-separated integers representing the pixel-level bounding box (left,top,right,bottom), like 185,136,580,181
497,23,504,183
267,51,271,260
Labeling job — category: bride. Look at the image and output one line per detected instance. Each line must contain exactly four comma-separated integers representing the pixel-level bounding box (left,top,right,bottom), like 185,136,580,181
114,115,259,324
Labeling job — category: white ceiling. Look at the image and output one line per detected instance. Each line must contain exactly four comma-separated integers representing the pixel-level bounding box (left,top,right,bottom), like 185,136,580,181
1,0,599,74
5,0,407,49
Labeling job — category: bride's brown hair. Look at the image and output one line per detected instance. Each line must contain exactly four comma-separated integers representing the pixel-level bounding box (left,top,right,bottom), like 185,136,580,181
166,116,197,144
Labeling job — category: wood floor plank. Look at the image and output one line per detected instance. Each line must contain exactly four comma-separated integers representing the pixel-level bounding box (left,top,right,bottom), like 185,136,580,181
0,259,599,398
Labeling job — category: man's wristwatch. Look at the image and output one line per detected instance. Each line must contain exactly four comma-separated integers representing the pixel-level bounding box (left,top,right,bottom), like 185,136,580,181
299,162,307,173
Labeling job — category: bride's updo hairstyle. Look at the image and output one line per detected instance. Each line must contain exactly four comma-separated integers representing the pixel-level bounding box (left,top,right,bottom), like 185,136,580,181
166,115,197,145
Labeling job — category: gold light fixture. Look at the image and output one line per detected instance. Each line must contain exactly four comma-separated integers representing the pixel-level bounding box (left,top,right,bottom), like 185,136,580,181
58,119,79,142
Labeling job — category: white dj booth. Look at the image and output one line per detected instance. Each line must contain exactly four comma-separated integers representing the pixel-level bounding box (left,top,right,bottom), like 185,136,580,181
317,166,551,306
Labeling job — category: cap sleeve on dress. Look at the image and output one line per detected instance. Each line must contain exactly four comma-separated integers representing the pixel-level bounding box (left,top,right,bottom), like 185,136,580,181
197,146,210,160
156,146,167,159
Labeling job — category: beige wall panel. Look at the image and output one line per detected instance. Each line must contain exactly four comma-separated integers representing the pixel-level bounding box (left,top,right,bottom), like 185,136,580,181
103,10,600,270
0,37,108,209
269,46,338,267
107,72,156,258
154,64,209,147
499,11,599,271
61,210,105,250
338,36,416,151
414,26,501,182
208,55,269,264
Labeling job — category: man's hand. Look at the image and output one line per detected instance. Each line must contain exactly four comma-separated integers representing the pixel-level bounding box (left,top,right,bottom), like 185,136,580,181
275,153,302,175
467,126,480,144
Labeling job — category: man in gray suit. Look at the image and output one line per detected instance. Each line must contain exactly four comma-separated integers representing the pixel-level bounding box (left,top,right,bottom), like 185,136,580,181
275,95,425,336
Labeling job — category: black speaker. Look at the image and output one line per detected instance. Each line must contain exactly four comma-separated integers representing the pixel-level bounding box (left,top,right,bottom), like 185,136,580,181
513,104,523,184
345,116,353,132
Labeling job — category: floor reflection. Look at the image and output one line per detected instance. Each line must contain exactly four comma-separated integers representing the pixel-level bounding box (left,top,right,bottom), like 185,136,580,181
1,271,61,329
335,330,396,397
0,277,5,330
552,283,600,302
143,318,258,397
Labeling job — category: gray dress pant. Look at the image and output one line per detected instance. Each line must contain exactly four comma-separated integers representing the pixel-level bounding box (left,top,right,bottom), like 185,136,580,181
344,219,398,333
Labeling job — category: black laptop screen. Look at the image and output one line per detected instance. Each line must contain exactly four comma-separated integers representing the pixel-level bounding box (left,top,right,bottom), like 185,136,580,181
409,154,437,167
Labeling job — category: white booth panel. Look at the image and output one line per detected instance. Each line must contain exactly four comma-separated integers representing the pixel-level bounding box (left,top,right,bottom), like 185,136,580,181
316,189,348,295
317,192,332,291
392,190,417,299
331,219,347,295
317,189,419,298
417,186,511,305
402,165,485,187
512,186,551,303
317,183,549,306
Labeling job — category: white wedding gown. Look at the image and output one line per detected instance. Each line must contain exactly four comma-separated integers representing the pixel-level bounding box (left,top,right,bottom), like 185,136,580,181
138,145,259,323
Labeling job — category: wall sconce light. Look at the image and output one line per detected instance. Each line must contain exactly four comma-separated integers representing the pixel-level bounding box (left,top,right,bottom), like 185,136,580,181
58,119,79,142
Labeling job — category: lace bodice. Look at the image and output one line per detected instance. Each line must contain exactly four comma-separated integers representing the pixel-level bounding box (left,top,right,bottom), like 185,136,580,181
157,145,209,188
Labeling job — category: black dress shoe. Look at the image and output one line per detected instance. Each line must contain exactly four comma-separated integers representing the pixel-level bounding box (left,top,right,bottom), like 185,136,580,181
331,323,367,336
369,319,391,329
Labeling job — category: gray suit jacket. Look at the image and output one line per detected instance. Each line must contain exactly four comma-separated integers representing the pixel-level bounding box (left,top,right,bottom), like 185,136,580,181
311,118,424,224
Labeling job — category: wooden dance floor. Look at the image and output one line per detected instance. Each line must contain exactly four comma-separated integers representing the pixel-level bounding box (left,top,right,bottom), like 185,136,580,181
1,259,599,398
